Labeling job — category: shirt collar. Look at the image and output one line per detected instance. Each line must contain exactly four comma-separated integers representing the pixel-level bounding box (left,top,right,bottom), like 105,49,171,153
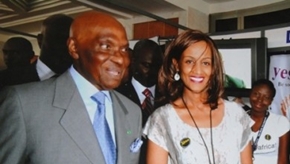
69,66,111,102
36,58,56,80
131,77,156,97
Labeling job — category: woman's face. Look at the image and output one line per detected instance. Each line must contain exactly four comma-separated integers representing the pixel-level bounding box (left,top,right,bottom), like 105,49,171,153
250,84,273,113
175,41,212,95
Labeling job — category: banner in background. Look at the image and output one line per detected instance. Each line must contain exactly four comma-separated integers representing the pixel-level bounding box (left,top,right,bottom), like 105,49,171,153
269,54,290,121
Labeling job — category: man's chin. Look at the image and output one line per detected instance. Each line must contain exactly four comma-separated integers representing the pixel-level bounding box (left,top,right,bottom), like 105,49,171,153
103,81,123,90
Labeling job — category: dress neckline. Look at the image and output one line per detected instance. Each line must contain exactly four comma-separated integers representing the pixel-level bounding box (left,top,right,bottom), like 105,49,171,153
168,102,226,130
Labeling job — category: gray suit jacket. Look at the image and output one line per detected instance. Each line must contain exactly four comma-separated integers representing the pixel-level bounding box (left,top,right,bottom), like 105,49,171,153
0,71,142,164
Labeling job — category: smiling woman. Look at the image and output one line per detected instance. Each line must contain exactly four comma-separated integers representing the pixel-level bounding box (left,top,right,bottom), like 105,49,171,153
248,79,289,164
143,29,254,164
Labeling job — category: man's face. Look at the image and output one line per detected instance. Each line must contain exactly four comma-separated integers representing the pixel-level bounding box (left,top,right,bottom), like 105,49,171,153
133,49,162,87
2,43,30,69
75,26,130,90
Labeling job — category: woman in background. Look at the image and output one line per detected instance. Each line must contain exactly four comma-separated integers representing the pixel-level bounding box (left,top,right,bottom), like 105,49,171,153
143,29,253,164
249,79,289,164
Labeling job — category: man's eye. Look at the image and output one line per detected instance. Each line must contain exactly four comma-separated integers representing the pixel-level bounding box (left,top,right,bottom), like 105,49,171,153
100,44,110,49
142,63,150,69
120,47,129,53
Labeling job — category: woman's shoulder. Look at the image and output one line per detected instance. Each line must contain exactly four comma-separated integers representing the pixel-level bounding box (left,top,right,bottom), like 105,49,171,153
268,111,290,135
222,100,254,131
269,111,289,123
223,99,251,120
152,103,173,117
223,100,245,113
223,99,240,106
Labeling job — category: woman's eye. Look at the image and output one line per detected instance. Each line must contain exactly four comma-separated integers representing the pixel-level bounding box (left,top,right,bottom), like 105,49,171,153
203,62,211,66
253,92,259,96
264,96,271,101
185,60,193,64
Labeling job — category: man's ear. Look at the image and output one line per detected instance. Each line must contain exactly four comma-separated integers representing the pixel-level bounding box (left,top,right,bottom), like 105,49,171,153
67,38,79,59
172,58,179,71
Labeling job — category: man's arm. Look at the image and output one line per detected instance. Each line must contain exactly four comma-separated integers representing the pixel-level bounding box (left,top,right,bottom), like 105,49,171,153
0,87,27,164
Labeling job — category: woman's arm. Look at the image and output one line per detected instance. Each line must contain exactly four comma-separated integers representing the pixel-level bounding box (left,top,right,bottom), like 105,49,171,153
240,141,253,164
146,139,168,164
278,131,289,164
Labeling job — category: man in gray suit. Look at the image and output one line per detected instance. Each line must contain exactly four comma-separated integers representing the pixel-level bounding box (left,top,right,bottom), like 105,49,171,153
0,11,142,164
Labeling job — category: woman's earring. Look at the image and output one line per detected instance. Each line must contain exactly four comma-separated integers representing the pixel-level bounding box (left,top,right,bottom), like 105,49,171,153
174,72,180,81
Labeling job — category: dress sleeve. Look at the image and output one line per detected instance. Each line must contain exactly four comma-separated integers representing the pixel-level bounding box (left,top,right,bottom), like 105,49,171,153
239,107,254,151
143,109,168,151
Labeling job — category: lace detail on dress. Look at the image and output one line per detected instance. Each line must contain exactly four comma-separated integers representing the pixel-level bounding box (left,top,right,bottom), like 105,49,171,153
143,101,253,164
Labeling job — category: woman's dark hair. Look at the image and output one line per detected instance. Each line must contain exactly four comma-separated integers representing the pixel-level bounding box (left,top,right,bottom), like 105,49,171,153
158,29,225,109
252,79,276,98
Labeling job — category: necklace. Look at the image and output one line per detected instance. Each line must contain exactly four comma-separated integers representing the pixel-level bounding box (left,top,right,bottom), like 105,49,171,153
248,110,269,160
181,96,215,164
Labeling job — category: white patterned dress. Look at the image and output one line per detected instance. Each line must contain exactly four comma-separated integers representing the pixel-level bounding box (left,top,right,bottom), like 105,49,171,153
143,100,253,164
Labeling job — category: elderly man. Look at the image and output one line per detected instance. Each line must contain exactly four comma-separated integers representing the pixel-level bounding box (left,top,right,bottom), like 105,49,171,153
0,11,142,164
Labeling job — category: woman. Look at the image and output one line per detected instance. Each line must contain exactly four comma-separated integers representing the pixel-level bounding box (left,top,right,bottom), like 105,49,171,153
249,79,289,164
143,29,253,164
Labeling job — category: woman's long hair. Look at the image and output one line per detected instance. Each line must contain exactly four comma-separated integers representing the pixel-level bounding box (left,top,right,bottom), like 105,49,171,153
158,29,225,109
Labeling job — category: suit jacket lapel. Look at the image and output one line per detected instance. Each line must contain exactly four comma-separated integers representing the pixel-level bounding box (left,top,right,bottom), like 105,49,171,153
118,82,141,107
53,71,105,164
110,91,132,163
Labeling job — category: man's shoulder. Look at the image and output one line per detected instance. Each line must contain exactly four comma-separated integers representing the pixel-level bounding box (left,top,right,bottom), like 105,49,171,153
7,78,54,96
10,71,71,93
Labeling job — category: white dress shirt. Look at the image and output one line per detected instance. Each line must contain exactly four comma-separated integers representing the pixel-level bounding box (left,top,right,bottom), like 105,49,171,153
131,77,155,105
36,59,56,81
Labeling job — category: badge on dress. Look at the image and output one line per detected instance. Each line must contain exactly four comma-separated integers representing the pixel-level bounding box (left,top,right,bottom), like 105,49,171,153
265,134,271,140
180,138,190,147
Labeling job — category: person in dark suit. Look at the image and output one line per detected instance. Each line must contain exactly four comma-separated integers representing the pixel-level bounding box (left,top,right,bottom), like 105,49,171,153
116,39,166,164
0,37,39,88
0,11,142,164
0,14,73,89
116,39,166,126
36,14,73,80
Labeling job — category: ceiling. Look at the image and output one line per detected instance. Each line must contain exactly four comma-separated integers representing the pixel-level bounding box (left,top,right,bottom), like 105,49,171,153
0,0,285,37
0,0,186,35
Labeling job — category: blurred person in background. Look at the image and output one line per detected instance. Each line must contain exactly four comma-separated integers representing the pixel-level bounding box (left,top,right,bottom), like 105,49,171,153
248,79,289,164
0,37,39,88
36,14,73,80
